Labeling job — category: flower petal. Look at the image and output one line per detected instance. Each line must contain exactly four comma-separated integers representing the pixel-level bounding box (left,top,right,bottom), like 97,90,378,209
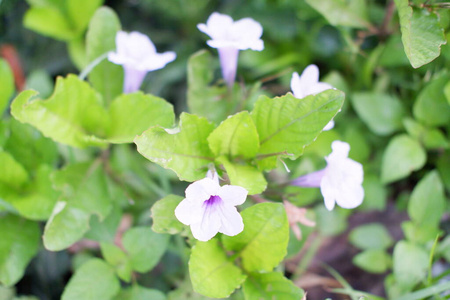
291,168,326,188
323,120,335,131
190,205,222,241
307,82,333,95
217,204,244,236
217,185,248,206
174,198,204,225
290,72,305,99
299,64,320,89
185,178,220,203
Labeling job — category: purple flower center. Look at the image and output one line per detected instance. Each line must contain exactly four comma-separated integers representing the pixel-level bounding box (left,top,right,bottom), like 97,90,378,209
204,195,222,207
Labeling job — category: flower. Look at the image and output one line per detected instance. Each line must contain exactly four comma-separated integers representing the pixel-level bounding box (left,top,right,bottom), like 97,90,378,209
174,171,248,241
291,64,335,130
108,31,176,93
283,200,315,240
291,141,364,211
197,12,264,87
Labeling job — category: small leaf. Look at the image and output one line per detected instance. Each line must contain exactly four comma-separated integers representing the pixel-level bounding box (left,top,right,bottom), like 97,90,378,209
61,258,120,300
67,0,103,34
86,7,123,104
402,221,441,244
0,215,40,286
353,249,391,274
305,0,371,28
0,58,14,114
381,134,426,184
408,170,445,228
243,272,305,299
413,74,450,127
100,243,132,282
122,227,169,273
393,241,428,291
251,91,344,170
222,203,289,272
189,239,247,298
135,113,215,181
23,7,77,41
349,223,393,250
208,111,259,159
217,156,267,195
395,0,446,68
107,92,175,143
151,194,184,234
351,92,405,136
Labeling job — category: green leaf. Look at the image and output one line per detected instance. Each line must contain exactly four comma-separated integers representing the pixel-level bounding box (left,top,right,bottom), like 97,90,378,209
0,215,40,286
251,91,344,170
351,92,405,136
381,134,426,184
43,162,113,251
114,285,166,300
208,111,259,159
86,7,123,104
151,194,184,234
85,205,122,243
100,243,132,282
0,59,14,114
122,227,169,273
315,205,347,236
67,0,103,34
11,75,109,148
437,152,450,192
23,7,77,41
222,203,289,272
395,0,446,68
305,0,371,28
359,175,387,211
217,156,267,195
243,272,304,300
107,92,175,143
135,113,215,181
353,249,391,274
61,258,120,300
349,223,393,250
0,150,28,192
402,221,441,244
408,170,445,228
187,50,229,123
393,241,428,291
413,74,450,127
189,239,247,298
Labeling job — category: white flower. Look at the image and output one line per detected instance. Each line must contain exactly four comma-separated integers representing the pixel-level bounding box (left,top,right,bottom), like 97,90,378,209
291,141,364,211
197,12,264,87
175,171,248,241
108,31,176,93
291,64,334,130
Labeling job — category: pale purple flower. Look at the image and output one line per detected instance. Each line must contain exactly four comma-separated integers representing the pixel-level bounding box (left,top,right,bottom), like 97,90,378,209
108,31,176,93
291,141,364,211
197,12,264,87
291,64,335,130
175,171,248,241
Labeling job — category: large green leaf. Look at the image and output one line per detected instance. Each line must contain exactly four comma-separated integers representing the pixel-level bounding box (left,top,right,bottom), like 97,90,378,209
222,203,289,272
408,170,445,228
413,74,450,127
61,258,120,300
0,215,40,286
135,113,215,181
217,156,267,195
305,0,371,28
11,75,109,148
86,7,123,104
351,92,405,136
0,59,14,115
349,223,393,250
395,0,446,68
393,241,428,291
151,194,184,234
122,227,170,273
208,111,259,159
43,162,113,251
381,134,426,184
243,272,304,300
189,239,247,298
23,7,77,41
0,150,28,192
251,91,344,170
67,0,103,35
107,92,175,143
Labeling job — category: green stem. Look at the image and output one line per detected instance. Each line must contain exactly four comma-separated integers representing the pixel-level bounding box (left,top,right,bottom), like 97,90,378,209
292,234,323,279
78,52,109,80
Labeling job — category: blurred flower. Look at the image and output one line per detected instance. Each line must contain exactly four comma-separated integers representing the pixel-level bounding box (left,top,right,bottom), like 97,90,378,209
108,31,176,93
291,141,364,211
175,170,248,241
283,200,315,240
197,12,264,87
291,64,334,130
